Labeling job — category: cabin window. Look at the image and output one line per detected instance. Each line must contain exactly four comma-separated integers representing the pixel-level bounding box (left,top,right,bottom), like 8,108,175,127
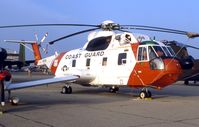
72,60,76,67
86,58,90,66
102,57,107,66
118,53,127,65
138,47,148,61
86,36,112,51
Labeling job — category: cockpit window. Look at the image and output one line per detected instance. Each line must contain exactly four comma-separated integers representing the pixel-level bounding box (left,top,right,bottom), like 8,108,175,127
162,47,172,56
148,46,157,60
167,47,175,56
86,36,112,51
152,46,166,57
138,47,148,61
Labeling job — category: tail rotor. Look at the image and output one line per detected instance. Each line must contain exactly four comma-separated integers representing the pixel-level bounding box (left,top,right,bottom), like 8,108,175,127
35,32,49,54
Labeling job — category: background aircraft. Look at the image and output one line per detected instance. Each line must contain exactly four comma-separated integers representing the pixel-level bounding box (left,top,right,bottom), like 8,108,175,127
2,43,35,70
163,40,199,85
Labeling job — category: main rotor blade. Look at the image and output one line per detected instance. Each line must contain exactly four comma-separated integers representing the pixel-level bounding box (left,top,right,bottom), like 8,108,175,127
122,27,186,35
0,24,99,28
169,41,199,50
185,44,199,50
120,25,199,38
186,32,199,38
121,25,187,34
48,28,99,45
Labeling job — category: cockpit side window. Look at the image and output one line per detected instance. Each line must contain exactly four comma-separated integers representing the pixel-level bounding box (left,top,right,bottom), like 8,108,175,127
148,46,157,60
86,36,112,51
138,46,148,61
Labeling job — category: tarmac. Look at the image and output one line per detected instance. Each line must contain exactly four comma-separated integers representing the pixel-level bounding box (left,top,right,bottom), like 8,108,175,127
1,72,199,127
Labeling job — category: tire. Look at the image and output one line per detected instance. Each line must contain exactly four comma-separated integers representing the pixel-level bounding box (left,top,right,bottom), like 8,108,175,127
61,86,72,94
68,86,72,94
184,80,189,85
115,87,119,92
147,91,152,98
61,86,67,94
139,91,147,99
109,87,116,93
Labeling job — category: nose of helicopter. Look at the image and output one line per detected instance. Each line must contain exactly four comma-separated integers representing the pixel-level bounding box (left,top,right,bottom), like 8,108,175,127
152,58,182,88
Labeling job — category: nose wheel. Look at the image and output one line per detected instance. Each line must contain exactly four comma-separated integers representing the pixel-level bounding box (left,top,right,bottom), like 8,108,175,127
61,85,72,94
139,89,152,99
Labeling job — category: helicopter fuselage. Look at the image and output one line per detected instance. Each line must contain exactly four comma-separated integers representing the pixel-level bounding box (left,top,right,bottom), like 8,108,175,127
40,31,182,89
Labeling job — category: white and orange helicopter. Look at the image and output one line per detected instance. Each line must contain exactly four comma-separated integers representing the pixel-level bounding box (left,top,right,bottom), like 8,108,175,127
0,20,199,106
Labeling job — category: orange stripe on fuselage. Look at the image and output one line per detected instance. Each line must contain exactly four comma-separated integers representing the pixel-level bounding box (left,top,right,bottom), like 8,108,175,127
130,43,139,57
50,52,66,74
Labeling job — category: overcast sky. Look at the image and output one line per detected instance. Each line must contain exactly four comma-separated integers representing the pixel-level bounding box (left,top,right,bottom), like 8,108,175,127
0,0,199,59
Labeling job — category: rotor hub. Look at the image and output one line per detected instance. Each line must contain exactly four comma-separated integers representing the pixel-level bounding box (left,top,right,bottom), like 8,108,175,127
100,20,120,31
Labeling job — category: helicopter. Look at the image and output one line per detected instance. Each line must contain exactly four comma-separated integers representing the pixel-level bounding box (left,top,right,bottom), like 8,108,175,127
162,40,199,85
0,20,199,106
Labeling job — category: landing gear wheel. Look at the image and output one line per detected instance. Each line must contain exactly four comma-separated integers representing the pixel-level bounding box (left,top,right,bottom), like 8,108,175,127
109,86,119,93
68,86,72,94
9,97,19,105
61,86,72,94
147,91,152,98
184,80,189,85
139,90,152,99
139,91,147,99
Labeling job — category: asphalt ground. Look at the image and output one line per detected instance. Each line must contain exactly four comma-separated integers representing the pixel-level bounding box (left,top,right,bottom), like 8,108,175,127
1,72,199,127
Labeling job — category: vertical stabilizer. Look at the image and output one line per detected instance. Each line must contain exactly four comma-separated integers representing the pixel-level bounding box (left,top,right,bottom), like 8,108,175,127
19,43,26,65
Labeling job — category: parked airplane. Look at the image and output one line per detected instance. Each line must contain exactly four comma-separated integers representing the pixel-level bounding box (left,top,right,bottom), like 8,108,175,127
1,44,34,70
0,20,199,106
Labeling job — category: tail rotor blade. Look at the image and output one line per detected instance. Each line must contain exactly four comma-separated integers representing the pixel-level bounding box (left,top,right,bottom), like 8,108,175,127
41,32,48,43
34,33,39,43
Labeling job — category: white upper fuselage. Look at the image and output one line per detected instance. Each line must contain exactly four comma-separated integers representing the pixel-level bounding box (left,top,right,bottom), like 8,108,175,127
50,31,141,86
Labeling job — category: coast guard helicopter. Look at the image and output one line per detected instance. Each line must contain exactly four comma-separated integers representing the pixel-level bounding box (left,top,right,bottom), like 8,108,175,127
0,20,199,106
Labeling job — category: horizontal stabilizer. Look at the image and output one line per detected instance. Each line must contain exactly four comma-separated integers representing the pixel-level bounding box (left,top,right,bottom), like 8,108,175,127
5,75,79,90
4,40,36,44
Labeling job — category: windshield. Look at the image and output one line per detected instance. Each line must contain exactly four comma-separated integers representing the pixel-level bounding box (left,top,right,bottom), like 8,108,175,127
152,46,166,57
137,45,176,62
167,47,175,56
162,46,172,57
